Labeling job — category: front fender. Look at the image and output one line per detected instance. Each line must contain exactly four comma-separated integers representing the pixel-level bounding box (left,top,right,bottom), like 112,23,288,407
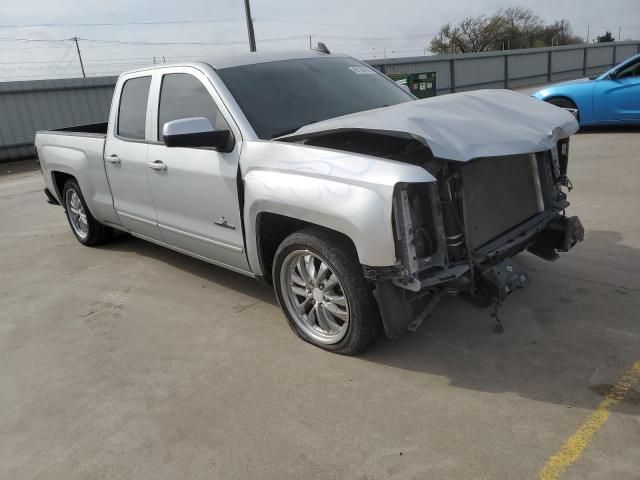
533,82,596,123
241,141,435,275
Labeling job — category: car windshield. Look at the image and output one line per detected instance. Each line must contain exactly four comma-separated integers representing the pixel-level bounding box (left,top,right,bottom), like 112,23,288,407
217,56,413,139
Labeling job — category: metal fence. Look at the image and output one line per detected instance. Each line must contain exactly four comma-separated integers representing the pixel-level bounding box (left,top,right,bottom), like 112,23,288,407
0,77,117,161
369,41,640,93
1,41,639,162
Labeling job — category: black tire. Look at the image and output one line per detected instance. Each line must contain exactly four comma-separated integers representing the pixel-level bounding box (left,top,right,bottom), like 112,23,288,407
547,97,579,120
62,178,113,246
273,227,380,355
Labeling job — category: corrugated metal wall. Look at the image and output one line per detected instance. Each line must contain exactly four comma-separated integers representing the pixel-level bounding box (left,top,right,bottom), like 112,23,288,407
0,77,116,161
1,41,639,162
370,41,640,93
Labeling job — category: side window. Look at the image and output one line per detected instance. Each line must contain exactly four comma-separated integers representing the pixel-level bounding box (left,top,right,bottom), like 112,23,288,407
617,59,640,78
117,76,151,140
158,73,229,140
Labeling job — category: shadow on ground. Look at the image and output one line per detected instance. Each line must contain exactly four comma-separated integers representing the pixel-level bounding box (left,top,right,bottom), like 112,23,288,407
362,229,640,410
102,232,276,305
101,229,639,411
578,125,640,134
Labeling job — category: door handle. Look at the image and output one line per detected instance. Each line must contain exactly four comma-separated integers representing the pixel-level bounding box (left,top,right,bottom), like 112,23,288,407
147,160,167,172
106,154,121,166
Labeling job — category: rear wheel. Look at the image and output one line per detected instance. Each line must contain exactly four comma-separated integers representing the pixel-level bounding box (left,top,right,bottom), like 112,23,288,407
63,178,113,246
273,227,380,355
547,97,579,121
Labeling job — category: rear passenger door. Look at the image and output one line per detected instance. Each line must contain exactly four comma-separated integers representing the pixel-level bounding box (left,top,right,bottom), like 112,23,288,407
104,74,163,240
146,68,250,273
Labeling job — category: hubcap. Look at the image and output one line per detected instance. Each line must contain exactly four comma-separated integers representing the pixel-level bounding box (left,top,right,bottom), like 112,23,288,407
280,250,350,344
65,189,89,239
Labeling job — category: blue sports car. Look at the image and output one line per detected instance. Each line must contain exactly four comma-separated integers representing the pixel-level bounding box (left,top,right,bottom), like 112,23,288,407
533,53,640,126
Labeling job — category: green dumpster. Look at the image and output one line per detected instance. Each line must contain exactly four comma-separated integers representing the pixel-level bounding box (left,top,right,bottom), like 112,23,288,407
389,72,437,99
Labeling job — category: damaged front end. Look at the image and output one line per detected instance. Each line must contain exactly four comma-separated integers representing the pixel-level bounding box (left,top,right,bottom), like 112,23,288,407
366,140,584,338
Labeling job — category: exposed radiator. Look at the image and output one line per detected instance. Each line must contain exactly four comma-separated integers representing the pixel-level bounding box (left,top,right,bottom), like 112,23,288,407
460,153,545,249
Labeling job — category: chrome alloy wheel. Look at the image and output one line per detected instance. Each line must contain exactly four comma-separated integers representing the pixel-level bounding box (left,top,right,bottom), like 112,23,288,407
280,250,350,344
65,189,89,239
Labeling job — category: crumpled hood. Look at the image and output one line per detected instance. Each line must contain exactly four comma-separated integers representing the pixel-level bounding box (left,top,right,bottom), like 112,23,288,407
281,89,579,161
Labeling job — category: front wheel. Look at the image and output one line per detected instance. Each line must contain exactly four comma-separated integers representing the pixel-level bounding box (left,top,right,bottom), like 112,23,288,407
273,227,380,355
63,178,113,246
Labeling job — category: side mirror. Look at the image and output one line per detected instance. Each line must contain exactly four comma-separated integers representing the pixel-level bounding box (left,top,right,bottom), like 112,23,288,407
162,117,232,151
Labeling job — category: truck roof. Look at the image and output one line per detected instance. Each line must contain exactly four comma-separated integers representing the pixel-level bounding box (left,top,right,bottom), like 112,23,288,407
121,50,344,76
209,49,343,69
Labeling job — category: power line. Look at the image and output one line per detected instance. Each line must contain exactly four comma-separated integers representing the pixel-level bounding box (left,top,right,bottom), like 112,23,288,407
0,55,219,66
0,17,403,30
255,17,393,28
0,36,67,42
0,18,244,28
77,35,306,46
0,34,306,46
0,32,440,45
311,33,438,41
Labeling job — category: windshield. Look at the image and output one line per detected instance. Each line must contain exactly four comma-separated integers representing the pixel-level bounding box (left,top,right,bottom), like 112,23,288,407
217,56,413,139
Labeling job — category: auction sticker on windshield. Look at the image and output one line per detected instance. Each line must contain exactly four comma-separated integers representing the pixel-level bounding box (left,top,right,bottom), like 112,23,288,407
348,66,376,74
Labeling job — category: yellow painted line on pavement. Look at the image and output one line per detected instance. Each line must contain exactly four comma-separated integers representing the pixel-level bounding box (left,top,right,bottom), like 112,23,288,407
538,360,640,480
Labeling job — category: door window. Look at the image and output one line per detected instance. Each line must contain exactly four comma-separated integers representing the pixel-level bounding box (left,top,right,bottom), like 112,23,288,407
117,76,151,140
616,59,640,79
158,73,229,140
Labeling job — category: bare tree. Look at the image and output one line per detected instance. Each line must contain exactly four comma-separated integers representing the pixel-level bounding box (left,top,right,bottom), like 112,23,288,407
540,20,583,47
430,15,503,53
498,7,544,48
430,7,583,54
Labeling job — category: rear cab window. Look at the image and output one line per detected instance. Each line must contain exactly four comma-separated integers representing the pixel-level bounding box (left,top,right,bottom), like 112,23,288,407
117,76,152,140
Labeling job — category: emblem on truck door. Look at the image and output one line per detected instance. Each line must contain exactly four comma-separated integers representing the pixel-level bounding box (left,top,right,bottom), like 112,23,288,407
214,216,236,230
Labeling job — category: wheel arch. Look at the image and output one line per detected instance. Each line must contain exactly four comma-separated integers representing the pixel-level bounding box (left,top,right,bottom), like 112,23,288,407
544,95,578,108
254,212,359,285
51,170,76,205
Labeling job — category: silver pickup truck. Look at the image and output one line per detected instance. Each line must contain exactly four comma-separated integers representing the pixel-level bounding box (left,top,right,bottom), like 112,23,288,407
36,50,584,355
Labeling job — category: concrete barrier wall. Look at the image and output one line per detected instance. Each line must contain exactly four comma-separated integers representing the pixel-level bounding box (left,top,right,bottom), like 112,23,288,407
1,41,639,161
369,41,640,94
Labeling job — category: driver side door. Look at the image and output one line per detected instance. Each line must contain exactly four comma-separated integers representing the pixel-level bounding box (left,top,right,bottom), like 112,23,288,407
593,57,640,122
145,68,251,274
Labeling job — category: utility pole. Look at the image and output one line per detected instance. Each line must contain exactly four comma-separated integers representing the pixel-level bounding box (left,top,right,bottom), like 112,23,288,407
586,25,590,44
618,26,622,41
73,37,86,78
309,35,313,49
243,0,257,52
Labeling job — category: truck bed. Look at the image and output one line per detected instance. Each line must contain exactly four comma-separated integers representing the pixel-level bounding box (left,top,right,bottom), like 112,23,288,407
35,126,119,225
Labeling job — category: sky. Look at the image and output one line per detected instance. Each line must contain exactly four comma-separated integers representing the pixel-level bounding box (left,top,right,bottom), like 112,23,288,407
0,0,638,81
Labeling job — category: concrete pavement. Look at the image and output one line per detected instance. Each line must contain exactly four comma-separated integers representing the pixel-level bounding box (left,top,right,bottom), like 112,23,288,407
1,126,639,479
